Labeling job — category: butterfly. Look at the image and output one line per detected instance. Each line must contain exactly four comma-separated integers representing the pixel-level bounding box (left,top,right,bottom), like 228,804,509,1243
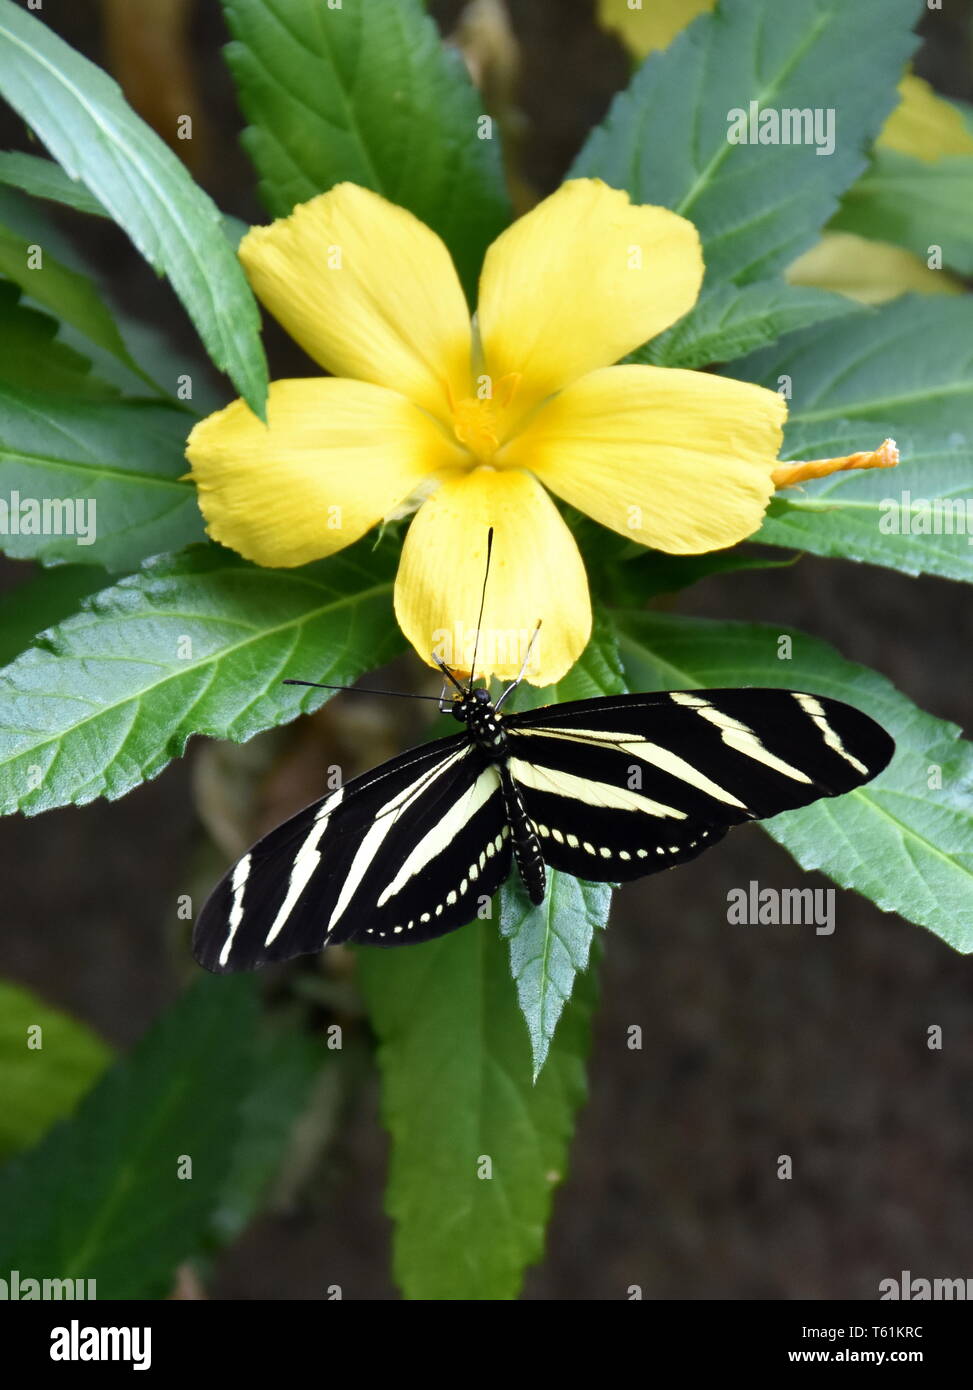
193,537,894,973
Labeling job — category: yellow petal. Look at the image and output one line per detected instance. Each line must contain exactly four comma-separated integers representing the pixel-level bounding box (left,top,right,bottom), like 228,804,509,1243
394,467,591,685
597,0,715,59
502,364,785,554
239,184,473,420
786,231,963,304
187,378,465,568
879,74,973,162
477,179,703,421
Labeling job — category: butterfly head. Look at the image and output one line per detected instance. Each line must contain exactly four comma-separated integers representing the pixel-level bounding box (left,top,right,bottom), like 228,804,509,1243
451,686,492,722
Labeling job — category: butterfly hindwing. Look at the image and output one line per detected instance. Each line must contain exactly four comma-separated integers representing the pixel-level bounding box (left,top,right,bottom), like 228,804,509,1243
503,688,893,882
193,731,511,972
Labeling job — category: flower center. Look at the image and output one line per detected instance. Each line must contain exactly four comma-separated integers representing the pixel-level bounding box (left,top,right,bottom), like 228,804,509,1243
452,396,500,460
450,373,522,463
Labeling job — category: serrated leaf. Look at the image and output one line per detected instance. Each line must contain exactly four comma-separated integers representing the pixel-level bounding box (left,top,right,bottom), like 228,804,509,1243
497,616,624,1077
635,280,857,369
0,0,268,414
220,0,511,299
735,293,973,434
572,0,919,285
0,282,116,399
615,609,973,953
357,925,596,1299
760,425,973,584
731,296,973,582
0,219,140,374
0,540,404,816
572,0,920,364
500,875,609,1082
0,980,111,1160
0,976,258,1298
0,562,109,668
0,382,203,569
833,147,973,276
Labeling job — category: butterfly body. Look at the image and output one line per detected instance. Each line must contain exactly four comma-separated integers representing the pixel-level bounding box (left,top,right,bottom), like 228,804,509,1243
193,684,893,973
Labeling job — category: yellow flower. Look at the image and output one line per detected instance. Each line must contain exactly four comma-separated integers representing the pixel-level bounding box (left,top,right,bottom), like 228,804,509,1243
786,231,963,305
187,179,789,684
879,74,973,162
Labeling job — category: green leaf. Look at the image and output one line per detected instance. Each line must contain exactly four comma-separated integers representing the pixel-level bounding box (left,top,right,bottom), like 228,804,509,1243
0,976,258,1298
0,562,109,668
0,980,111,1160
735,294,973,434
500,875,609,1083
571,0,919,285
0,150,252,257
0,150,107,216
571,0,919,361
0,540,404,816
760,426,973,584
358,925,596,1299
833,147,973,276
732,296,973,583
635,280,857,369
573,511,797,606
614,609,973,953
497,616,624,1077
221,0,511,299
0,187,188,403
0,0,268,414
0,382,204,569
0,282,117,399
212,1024,322,1244
0,219,142,375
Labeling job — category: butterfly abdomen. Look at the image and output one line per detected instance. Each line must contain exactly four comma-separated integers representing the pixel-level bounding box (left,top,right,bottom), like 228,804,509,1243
499,764,546,905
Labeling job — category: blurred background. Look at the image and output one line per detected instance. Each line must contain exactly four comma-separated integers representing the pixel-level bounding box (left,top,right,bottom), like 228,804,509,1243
0,0,971,1299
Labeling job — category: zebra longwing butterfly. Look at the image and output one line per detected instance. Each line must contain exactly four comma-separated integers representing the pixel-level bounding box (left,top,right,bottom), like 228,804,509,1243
193,542,894,973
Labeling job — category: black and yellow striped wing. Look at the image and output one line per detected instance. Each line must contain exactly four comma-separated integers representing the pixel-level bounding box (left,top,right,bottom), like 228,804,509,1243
503,688,894,881
194,685,893,973
194,732,510,972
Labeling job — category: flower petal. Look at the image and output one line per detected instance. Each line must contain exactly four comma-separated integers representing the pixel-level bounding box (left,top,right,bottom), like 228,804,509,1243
239,184,473,419
394,466,591,685
187,378,465,568
477,179,703,417
502,364,786,554
787,231,963,304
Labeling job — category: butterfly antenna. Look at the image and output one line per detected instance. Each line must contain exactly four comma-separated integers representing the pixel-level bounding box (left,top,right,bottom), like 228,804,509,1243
283,679,445,704
431,657,467,696
467,526,494,693
495,620,542,711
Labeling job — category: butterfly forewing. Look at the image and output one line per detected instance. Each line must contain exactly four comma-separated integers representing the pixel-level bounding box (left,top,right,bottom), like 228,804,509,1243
194,731,511,972
502,688,894,883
